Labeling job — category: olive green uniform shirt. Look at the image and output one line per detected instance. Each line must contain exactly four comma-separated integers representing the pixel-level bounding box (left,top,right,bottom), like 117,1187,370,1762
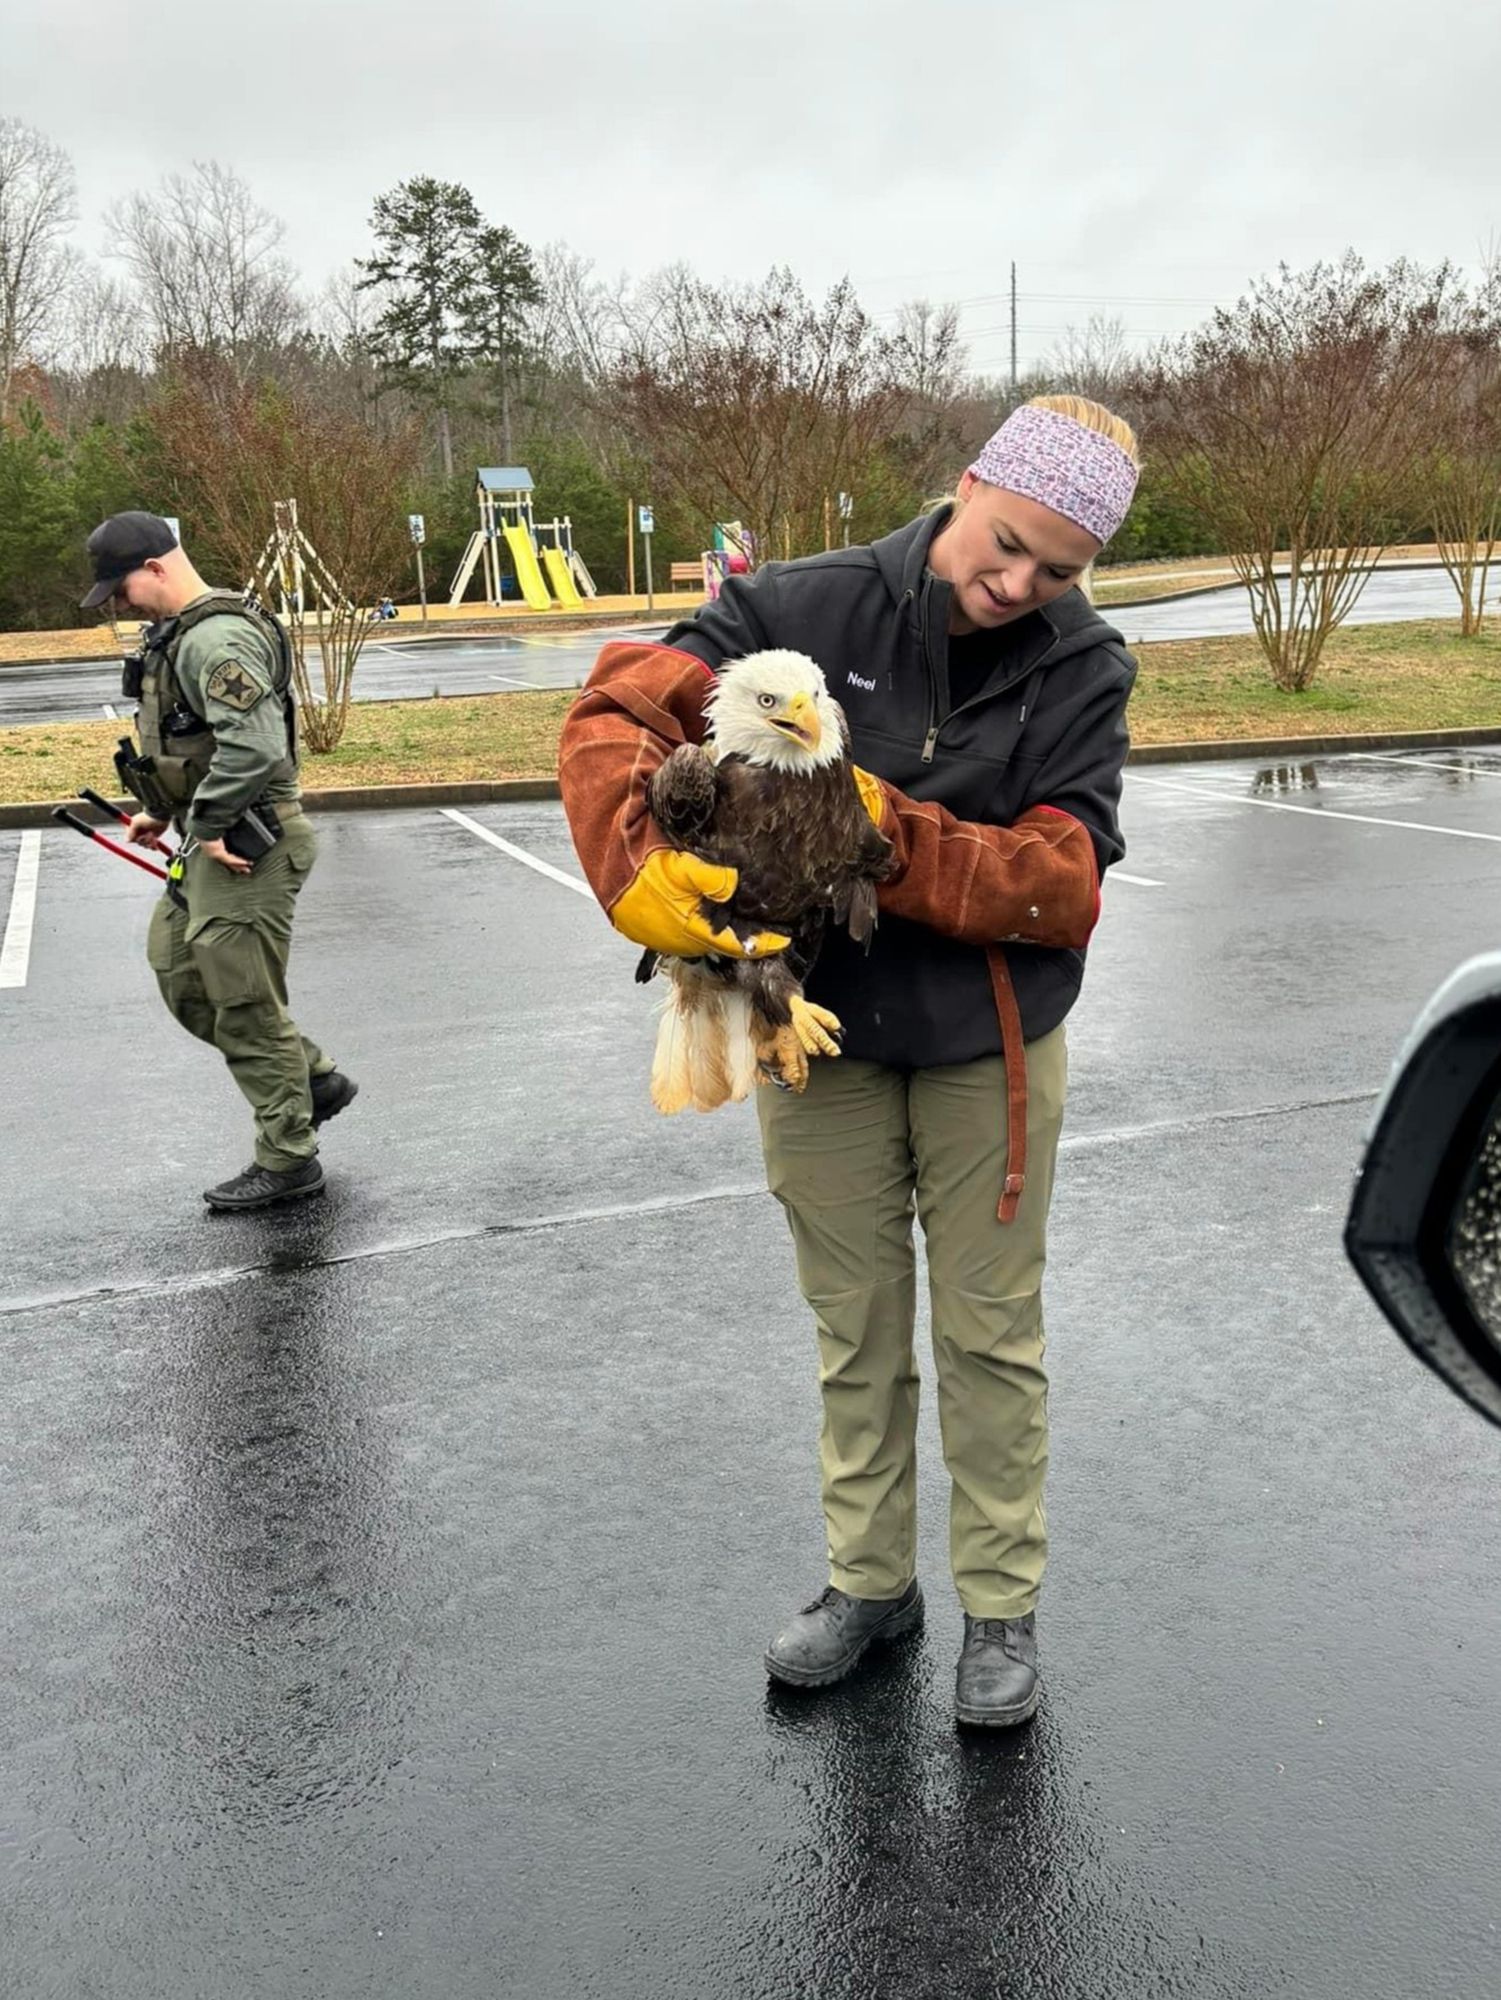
172,603,300,841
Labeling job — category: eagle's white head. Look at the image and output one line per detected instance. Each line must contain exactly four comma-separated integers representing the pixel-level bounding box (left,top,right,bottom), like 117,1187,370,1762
705,649,847,773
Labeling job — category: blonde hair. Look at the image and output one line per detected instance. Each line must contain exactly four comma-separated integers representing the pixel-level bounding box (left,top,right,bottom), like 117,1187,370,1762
1025,393,1141,469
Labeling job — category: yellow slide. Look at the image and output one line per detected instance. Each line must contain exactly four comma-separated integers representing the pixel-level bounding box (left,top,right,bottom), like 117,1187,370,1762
541,544,583,608
501,521,553,610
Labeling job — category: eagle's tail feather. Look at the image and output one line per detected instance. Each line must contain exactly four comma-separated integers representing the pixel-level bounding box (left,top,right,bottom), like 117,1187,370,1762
650,983,696,1114
723,989,758,1102
846,879,879,947
686,990,733,1110
650,969,758,1114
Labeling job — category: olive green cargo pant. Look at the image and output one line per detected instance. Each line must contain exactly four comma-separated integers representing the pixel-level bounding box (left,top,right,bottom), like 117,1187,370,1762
757,1028,1068,1619
146,812,333,1171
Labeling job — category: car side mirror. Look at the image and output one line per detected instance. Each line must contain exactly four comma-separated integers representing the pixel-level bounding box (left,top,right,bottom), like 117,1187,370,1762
1346,953,1501,1429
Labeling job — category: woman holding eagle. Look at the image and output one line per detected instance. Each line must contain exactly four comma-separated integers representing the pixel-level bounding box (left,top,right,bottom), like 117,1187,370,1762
561,395,1140,1728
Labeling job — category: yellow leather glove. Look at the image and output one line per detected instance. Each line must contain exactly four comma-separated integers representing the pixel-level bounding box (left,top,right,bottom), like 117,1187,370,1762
852,765,889,828
610,849,791,959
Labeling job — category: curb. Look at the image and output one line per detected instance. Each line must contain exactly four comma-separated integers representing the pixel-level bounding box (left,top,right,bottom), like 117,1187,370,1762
1126,725,1501,765
0,777,562,830
8,724,1501,830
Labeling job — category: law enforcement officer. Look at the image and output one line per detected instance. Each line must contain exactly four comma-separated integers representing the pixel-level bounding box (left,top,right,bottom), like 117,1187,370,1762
82,512,358,1210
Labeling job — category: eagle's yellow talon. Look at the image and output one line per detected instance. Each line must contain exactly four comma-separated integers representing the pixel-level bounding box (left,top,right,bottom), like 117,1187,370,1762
789,996,843,1058
760,1025,810,1093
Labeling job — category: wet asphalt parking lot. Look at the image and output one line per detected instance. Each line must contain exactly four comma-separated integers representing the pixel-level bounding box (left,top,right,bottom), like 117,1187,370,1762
5,749,1501,1998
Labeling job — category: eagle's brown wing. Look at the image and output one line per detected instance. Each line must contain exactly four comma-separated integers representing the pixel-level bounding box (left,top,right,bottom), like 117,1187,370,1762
648,743,720,847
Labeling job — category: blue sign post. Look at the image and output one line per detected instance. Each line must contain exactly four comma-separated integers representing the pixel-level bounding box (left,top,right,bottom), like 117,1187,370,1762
638,505,655,609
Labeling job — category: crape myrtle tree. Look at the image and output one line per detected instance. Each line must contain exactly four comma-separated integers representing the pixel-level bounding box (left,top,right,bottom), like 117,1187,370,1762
151,363,420,751
1149,254,1457,692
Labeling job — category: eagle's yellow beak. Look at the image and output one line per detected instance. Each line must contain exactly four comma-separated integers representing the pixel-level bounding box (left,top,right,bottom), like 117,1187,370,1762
773,690,821,750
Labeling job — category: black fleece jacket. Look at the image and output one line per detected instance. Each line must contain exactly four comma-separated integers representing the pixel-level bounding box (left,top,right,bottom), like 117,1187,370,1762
663,506,1137,1067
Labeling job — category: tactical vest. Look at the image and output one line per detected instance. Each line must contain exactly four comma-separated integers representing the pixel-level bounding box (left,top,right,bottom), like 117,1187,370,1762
131,593,298,813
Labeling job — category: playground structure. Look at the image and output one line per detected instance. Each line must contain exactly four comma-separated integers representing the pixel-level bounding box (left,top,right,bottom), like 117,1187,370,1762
448,468,598,611
701,521,753,601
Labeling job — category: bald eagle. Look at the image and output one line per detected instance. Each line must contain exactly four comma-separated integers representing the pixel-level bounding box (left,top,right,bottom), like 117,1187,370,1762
641,649,894,1113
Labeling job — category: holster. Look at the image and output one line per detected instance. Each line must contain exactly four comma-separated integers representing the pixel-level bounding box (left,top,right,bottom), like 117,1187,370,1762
113,737,175,822
223,805,283,864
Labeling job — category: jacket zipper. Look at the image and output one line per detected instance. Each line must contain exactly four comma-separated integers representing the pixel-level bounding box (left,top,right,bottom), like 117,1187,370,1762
916,583,941,763
911,576,1063,763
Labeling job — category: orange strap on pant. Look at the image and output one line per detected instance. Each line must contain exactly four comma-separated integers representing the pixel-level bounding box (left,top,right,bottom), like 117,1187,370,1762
986,946,1029,1224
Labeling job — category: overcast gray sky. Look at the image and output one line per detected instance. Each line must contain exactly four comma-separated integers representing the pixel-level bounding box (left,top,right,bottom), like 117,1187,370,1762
10,0,1501,375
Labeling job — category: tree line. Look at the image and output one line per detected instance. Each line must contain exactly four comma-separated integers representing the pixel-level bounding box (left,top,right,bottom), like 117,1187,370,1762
4,116,1501,704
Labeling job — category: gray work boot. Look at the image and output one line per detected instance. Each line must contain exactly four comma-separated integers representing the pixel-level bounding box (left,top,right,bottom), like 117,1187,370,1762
310,1070,359,1128
955,1611,1039,1728
203,1158,326,1212
764,1581,923,1688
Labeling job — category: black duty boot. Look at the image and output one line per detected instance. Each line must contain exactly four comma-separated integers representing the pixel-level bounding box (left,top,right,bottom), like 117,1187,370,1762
955,1611,1039,1728
203,1158,326,1212
764,1581,923,1688
310,1071,359,1128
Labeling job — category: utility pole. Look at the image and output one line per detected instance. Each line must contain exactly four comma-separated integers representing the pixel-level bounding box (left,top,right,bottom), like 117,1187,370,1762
1010,261,1018,391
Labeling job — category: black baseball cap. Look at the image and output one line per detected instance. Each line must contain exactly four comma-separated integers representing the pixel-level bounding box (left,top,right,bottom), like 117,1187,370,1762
80,511,179,609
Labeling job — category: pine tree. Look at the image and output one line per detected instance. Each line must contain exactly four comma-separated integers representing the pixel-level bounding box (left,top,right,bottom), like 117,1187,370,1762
356,177,480,481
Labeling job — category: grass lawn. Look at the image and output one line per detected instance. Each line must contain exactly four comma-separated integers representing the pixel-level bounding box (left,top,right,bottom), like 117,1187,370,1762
1131,620,1501,741
5,621,1501,807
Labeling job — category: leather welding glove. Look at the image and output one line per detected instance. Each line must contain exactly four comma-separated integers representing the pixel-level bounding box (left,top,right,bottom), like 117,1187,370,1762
610,849,790,959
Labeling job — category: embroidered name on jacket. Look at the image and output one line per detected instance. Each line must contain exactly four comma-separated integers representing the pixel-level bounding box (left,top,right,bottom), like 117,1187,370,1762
847,672,875,692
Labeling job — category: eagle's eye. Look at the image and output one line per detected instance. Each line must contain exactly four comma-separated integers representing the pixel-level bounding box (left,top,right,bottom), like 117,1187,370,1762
757,692,778,709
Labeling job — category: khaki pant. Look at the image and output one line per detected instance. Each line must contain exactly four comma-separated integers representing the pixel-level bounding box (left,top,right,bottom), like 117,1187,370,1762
757,1028,1068,1619
146,813,332,1170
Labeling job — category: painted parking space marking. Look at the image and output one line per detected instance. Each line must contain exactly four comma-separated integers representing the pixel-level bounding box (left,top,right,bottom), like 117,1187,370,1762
0,831,42,990
443,804,1167,898
1346,751,1501,780
439,808,594,897
1128,771,1501,843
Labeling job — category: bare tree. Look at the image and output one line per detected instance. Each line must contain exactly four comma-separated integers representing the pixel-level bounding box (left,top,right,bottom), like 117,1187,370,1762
0,119,79,420
46,269,152,430
308,262,395,418
612,266,907,562
62,269,148,374
108,162,301,367
883,299,970,495
1414,280,1501,633
1150,255,1458,692
533,242,624,387
1046,313,1133,401
151,366,420,750
892,299,965,404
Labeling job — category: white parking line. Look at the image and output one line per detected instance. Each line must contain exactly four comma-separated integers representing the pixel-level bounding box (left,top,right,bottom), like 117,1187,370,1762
441,804,1165,904
1347,752,1501,779
0,831,41,989
439,808,594,896
1128,772,1501,844
486,674,549,691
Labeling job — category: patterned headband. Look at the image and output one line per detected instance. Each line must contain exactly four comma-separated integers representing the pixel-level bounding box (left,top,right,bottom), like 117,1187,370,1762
968,405,1139,545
